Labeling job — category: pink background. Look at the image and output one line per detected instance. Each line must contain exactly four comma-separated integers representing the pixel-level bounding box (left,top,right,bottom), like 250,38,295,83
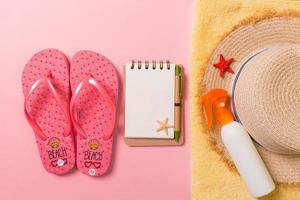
0,0,192,199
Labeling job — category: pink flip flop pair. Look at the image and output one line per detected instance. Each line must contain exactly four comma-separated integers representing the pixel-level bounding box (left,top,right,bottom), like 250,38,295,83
22,49,118,176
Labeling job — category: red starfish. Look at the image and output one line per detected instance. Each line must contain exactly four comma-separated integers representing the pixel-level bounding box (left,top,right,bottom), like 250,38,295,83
213,54,235,78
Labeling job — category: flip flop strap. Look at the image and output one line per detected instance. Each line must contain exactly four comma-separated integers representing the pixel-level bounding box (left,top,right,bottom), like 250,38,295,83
70,76,116,140
24,73,71,141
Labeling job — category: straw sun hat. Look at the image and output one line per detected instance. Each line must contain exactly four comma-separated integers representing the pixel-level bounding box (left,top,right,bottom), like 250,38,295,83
204,17,300,184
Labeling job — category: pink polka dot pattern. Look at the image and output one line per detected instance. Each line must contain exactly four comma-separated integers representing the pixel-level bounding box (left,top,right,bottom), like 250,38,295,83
22,49,75,175
70,50,118,176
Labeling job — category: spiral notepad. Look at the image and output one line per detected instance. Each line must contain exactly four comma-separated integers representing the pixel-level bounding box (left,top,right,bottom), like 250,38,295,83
124,61,184,146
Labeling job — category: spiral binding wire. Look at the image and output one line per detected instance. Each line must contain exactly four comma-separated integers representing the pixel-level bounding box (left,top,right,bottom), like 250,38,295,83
130,60,171,70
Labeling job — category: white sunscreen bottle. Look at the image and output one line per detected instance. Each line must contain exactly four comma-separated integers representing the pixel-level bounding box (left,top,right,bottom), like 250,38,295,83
201,89,275,198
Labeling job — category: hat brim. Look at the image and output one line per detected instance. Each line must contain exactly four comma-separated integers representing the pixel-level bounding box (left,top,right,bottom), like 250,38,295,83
204,17,300,184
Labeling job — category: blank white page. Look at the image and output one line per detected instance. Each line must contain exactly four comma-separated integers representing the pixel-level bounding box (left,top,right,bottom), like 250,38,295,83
125,62,175,139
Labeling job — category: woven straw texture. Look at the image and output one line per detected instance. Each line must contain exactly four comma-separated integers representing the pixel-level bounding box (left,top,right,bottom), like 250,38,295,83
191,0,300,200
205,21,300,183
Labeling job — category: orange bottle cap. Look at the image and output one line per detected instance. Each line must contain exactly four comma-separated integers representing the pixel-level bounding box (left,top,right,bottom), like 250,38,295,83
201,89,234,129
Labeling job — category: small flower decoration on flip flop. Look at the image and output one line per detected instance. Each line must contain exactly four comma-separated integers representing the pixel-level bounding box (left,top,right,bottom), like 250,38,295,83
156,117,174,135
213,54,235,78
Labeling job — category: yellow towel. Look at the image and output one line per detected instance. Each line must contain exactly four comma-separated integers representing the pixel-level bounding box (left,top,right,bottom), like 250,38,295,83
191,0,300,199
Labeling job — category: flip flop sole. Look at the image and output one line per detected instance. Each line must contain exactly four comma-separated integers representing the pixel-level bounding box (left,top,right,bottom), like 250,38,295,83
71,50,118,176
22,49,75,174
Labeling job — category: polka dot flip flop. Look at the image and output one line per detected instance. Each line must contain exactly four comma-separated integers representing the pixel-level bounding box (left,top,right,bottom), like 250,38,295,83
70,50,118,176
22,49,76,174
